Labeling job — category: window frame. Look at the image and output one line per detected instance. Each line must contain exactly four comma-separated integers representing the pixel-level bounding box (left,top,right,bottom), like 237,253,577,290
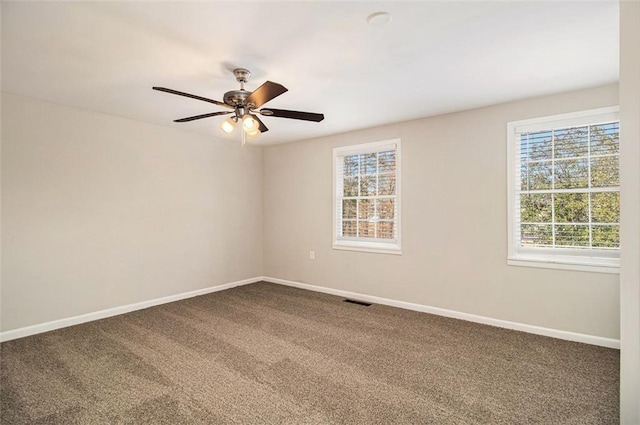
507,106,620,274
333,139,402,255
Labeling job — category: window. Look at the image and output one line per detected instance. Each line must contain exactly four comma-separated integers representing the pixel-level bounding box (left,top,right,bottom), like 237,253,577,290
333,139,401,254
507,107,619,273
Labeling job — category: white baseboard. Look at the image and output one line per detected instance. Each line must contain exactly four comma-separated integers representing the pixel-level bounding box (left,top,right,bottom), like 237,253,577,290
0,277,260,343
261,276,621,349
1,276,620,349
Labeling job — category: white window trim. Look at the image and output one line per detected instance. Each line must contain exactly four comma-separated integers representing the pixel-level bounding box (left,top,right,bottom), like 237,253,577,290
507,106,620,274
333,139,402,255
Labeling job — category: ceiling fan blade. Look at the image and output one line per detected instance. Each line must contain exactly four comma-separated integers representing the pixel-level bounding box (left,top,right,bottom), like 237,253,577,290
261,108,324,122
153,87,231,108
253,115,269,133
245,81,288,108
174,111,232,122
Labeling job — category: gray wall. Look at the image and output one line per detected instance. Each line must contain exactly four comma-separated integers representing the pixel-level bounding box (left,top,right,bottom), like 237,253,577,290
1,93,263,331
263,84,620,340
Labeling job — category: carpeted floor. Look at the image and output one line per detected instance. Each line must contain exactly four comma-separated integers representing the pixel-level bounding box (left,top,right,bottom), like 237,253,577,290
1,281,619,424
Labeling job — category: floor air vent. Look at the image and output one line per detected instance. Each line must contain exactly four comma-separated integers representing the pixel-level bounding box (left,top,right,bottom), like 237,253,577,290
343,299,372,307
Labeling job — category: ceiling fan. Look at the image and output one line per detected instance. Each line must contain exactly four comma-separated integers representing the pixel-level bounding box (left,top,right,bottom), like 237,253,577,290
153,68,324,141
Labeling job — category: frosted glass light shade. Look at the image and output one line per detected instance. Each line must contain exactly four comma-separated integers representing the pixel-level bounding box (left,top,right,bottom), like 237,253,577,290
219,118,235,134
242,115,259,133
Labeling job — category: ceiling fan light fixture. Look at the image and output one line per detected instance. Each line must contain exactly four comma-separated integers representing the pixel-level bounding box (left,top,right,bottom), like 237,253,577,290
242,115,259,133
219,118,235,135
246,128,261,138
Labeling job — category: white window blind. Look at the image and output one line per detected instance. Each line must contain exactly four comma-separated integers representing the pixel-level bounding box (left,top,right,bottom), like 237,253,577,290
507,107,620,272
333,140,401,254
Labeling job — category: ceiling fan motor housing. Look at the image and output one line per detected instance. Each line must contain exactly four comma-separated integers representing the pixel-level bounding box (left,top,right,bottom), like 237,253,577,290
223,90,250,107
223,90,251,120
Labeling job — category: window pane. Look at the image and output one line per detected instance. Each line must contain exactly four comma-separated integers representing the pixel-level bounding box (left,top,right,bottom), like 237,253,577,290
360,154,377,175
555,224,589,247
521,224,553,246
335,141,400,248
520,162,529,190
378,151,396,174
591,192,620,223
343,155,359,177
360,176,376,196
592,225,619,248
520,193,552,223
554,126,588,158
554,158,588,189
342,220,357,237
522,131,552,161
358,199,375,220
358,221,375,238
378,175,396,195
525,160,553,190
376,221,394,239
555,193,589,223
377,199,395,219
590,123,619,155
342,199,357,219
591,156,619,187
343,177,358,197
511,113,620,264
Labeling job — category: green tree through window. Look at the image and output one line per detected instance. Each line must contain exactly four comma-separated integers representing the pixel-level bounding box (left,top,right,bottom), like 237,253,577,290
518,122,619,249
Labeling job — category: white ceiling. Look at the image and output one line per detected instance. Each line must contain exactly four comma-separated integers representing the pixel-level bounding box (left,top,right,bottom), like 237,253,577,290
1,1,619,145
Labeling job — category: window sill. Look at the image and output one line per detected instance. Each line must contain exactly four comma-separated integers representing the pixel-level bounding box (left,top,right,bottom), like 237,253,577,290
508,256,619,274
333,242,402,255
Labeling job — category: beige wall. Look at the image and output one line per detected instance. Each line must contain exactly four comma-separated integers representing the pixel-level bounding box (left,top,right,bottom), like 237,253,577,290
1,93,263,331
619,1,640,422
0,85,624,343
263,84,620,340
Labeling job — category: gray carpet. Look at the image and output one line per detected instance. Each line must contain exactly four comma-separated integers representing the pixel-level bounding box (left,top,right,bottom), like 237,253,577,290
1,281,619,424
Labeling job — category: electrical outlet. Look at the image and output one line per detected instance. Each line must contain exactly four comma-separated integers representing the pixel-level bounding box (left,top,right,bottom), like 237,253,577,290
309,250,315,260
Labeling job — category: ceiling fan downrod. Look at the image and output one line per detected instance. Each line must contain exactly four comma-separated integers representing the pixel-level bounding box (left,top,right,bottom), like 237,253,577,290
233,68,251,90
